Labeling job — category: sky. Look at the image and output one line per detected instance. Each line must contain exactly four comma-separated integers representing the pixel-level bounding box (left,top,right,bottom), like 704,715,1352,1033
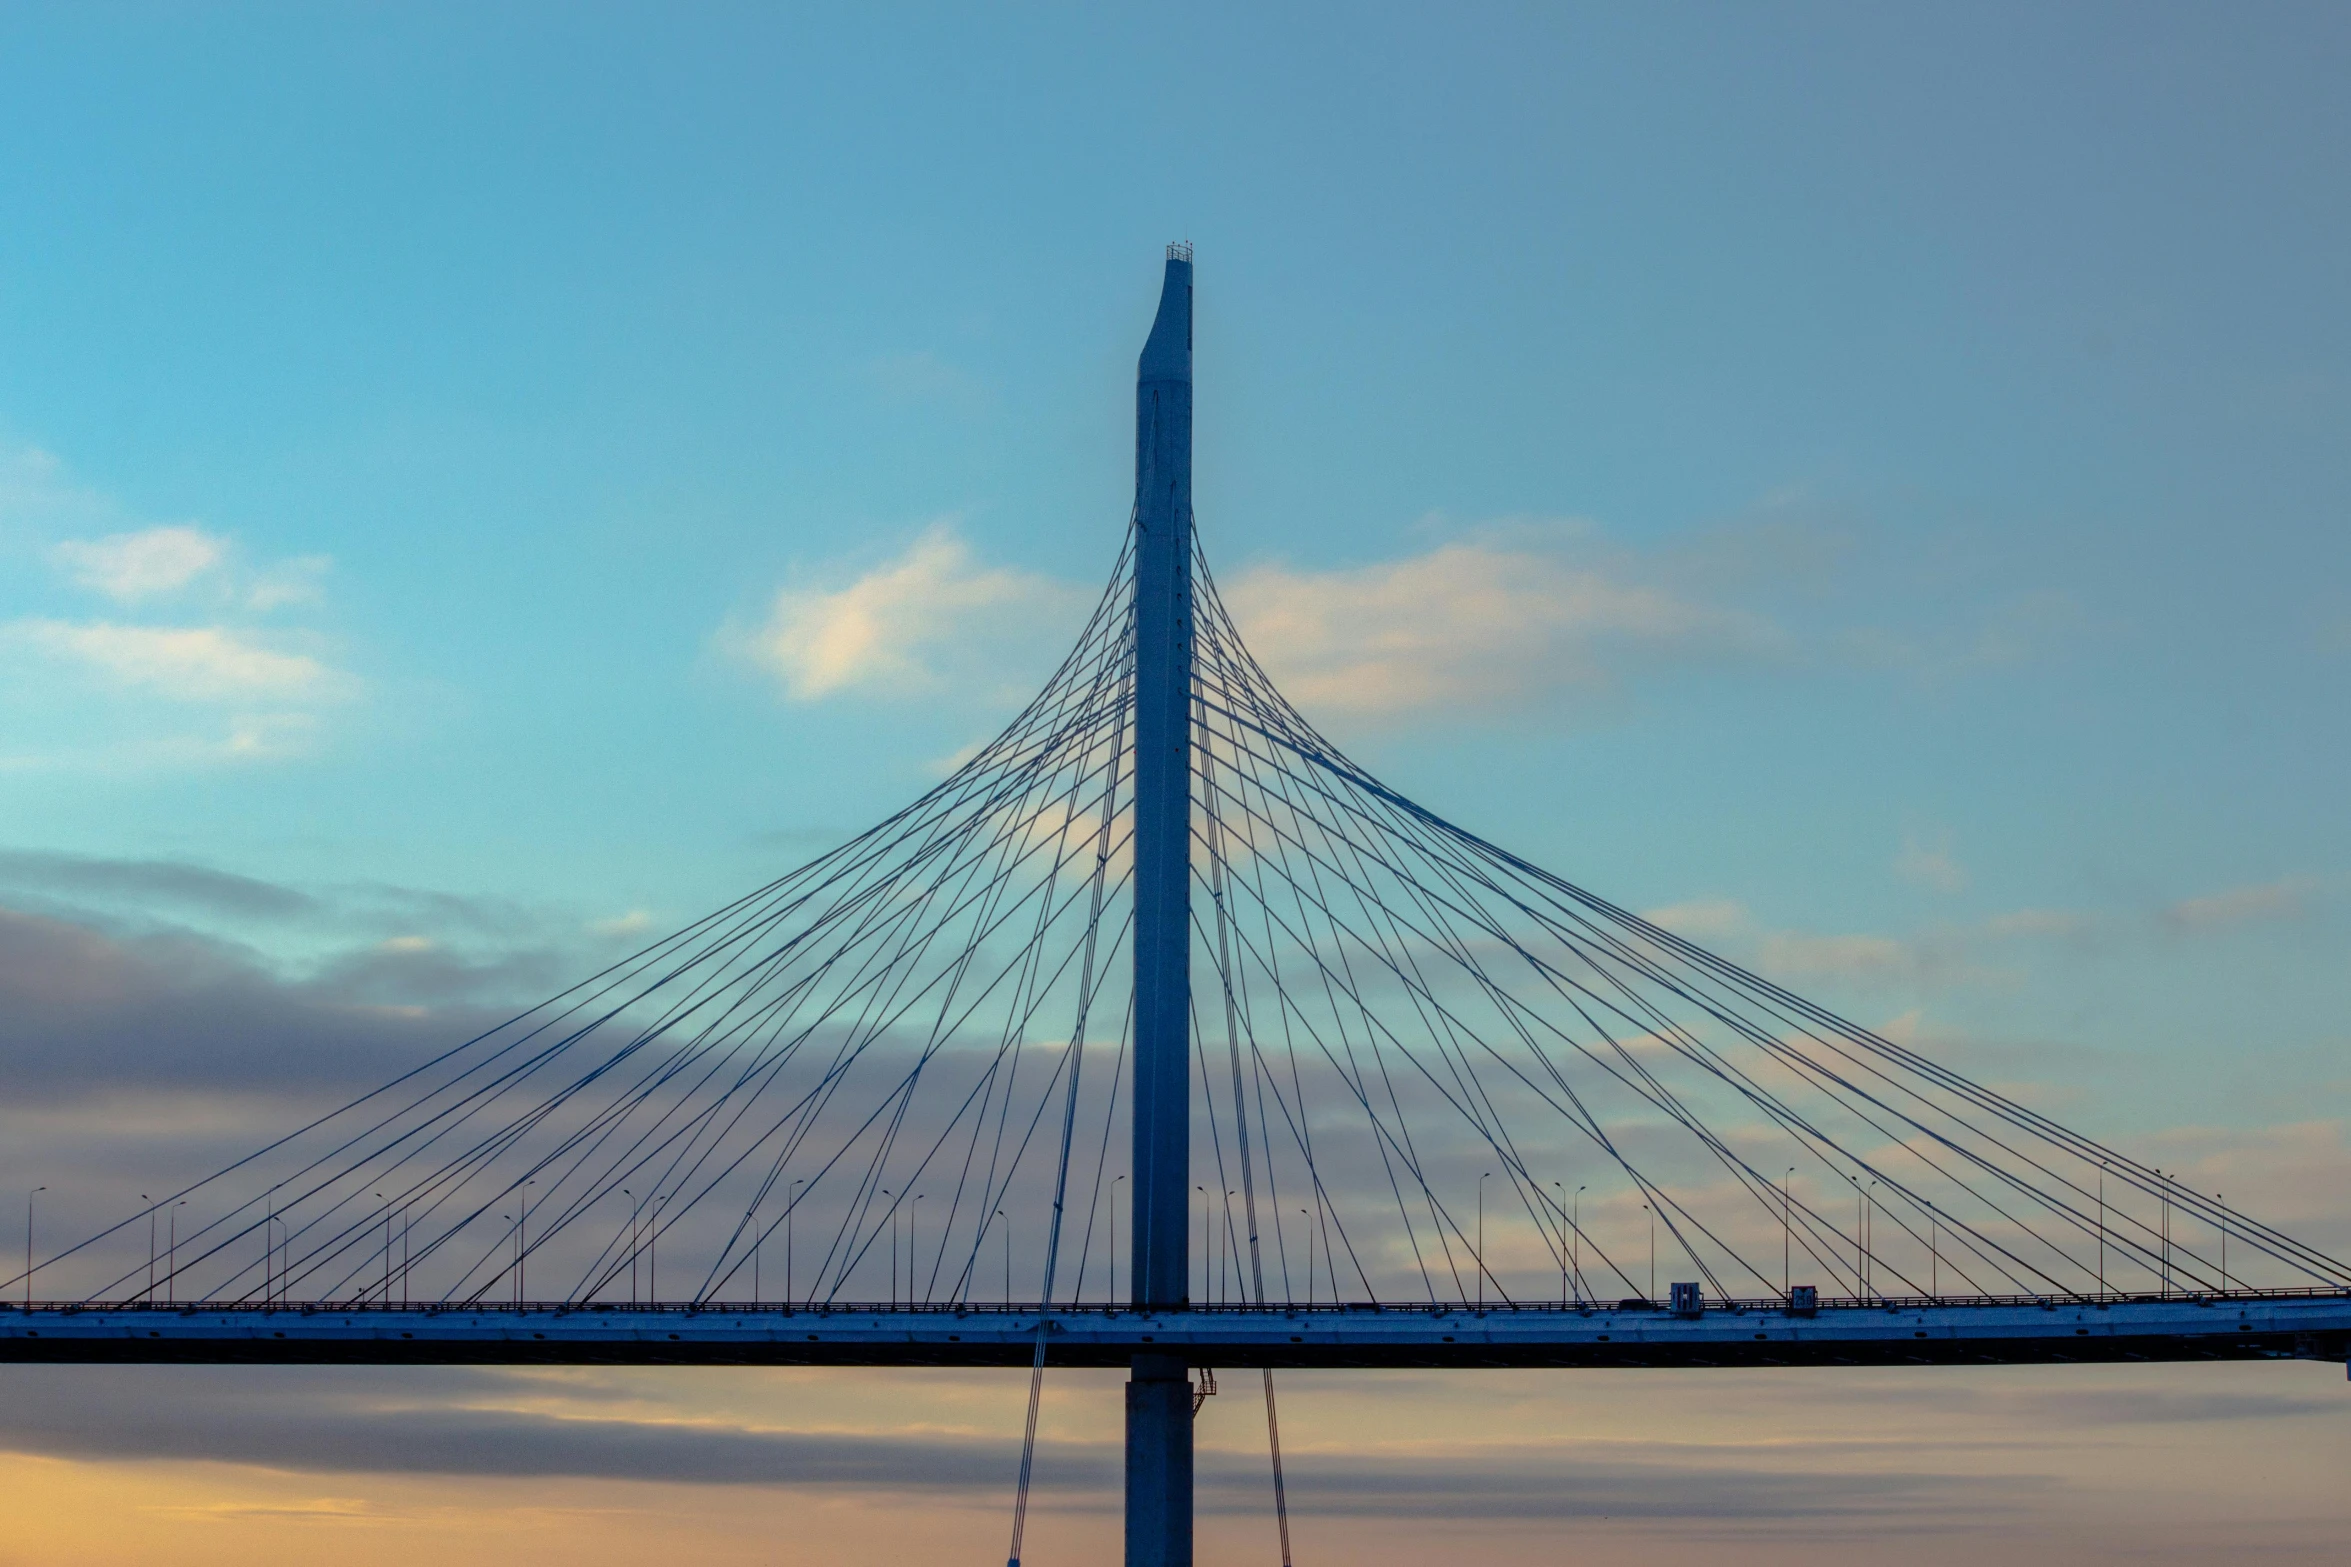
1,2,2348,1562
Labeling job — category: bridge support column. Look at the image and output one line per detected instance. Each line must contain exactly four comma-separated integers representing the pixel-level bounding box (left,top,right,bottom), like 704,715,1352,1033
1124,1351,1194,1567
1128,246,1195,1566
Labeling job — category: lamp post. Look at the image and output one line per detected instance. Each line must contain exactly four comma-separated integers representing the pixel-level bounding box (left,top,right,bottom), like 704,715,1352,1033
1573,1186,1585,1304
1644,1202,1655,1301
789,1179,804,1310
1552,1182,1566,1306
518,1179,535,1306
1222,1190,1235,1307
1301,1209,1314,1307
2158,1169,2170,1296
1197,1186,1210,1304
1848,1175,1863,1303
1110,1175,1124,1305
1865,1180,1879,1302
25,1187,46,1309
1783,1168,1795,1301
375,1192,391,1305
912,1193,925,1307
1476,1174,1495,1315
998,1208,1009,1303
621,1189,635,1305
143,1196,154,1304
2218,1192,2228,1290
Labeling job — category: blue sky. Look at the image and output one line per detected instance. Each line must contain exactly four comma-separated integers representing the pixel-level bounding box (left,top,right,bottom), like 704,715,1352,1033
5,5,2343,1101
0,5,2346,1560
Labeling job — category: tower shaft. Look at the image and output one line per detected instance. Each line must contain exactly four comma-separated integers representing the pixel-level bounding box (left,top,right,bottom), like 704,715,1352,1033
1127,246,1194,1567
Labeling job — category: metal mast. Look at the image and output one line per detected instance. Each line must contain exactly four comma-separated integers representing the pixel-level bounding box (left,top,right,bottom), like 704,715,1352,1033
1126,242,1195,1567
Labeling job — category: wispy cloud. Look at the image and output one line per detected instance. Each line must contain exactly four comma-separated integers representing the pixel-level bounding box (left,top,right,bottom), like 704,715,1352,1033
1220,525,1781,720
1981,907,2093,940
1638,896,2103,993
1638,898,1749,940
2161,877,2316,933
1893,828,1968,894
724,521,1081,701
591,909,655,938
866,351,993,415
48,525,226,602
6,621,341,702
0,445,353,768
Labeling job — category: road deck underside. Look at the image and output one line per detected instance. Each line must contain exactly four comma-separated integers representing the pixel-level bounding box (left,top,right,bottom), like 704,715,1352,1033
7,1294,2346,1371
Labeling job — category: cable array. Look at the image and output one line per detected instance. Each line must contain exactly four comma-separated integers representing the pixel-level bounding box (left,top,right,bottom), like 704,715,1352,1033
18,525,2347,1315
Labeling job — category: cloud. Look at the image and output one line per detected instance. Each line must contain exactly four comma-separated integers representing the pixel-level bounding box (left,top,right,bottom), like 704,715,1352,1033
0,443,108,532
1835,589,2090,676
0,849,317,921
5,620,341,702
0,1365,2037,1524
726,522,1080,701
1220,529,1780,720
245,554,333,610
1893,829,1967,894
1755,930,1923,984
0,906,501,1102
1635,900,1993,993
2161,878,2315,933
866,351,993,415
47,525,226,601
590,909,655,938
0,1367,1053,1490
0,447,352,769
1638,899,1750,940
1980,908,2092,940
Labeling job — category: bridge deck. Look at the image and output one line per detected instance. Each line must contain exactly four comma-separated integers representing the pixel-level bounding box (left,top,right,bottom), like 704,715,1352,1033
7,1292,2348,1371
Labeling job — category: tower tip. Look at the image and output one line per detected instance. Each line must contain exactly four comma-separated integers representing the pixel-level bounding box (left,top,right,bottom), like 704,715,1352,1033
1166,240,1193,263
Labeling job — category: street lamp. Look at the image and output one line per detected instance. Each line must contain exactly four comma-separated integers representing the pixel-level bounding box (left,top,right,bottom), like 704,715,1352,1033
621,1189,636,1305
1847,1175,1863,1302
1477,1173,1492,1309
2218,1192,2228,1290
375,1193,390,1305
1783,1168,1796,1301
1573,1186,1585,1305
911,1193,925,1308
267,1213,287,1308
1109,1175,1125,1305
1865,1180,1879,1303
24,1187,46,1310
1301,1209,1314,1307
650,1192,664,1305
1551,1182,1565,1306
143,1196,154,1304
1197,1186,1210,1305
518,1179,536,1305
1643,1202,1655,1301
789,1179,805,1310
1223,1190,1236,1306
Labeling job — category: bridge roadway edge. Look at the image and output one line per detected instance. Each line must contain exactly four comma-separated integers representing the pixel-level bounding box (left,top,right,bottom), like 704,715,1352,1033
7,1295,2346,1372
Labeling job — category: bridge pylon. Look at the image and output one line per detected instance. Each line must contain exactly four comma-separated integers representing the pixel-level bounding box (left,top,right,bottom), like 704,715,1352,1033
1127,243,1196,1567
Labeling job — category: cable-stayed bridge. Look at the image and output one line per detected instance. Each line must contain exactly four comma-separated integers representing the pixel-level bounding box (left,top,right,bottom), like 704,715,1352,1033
7,249,2348,1566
